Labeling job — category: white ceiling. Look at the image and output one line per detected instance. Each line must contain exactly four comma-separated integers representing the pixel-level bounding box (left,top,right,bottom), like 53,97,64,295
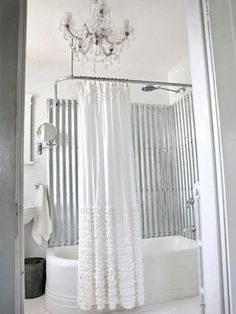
26,0,190,76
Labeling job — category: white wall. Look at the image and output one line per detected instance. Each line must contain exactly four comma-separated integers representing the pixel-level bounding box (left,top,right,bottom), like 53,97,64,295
168,55,192,104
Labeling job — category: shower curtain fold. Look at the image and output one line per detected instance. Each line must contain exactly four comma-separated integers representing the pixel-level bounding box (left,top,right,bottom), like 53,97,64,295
77,81,144,311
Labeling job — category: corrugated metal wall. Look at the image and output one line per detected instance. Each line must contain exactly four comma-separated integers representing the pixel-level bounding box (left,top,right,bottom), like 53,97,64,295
131,104,179,238
131,92,198,240
48,99,79,247
48,91,198,247
173,92,199,239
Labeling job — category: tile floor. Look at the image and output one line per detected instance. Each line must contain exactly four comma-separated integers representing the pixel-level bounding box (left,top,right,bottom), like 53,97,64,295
25,296,200,314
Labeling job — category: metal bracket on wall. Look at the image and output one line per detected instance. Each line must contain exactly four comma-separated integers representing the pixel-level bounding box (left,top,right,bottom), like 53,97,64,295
37,142,56,155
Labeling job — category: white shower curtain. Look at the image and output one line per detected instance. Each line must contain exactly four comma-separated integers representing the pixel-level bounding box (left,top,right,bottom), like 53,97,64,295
77,81,144,311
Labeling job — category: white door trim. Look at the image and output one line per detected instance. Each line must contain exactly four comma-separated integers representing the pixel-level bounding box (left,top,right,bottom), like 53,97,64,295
201,0,230,312
16,0,27,313
186,0,229,313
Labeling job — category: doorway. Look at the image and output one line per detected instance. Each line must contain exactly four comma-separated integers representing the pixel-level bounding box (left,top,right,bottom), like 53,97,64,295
0,0,229,309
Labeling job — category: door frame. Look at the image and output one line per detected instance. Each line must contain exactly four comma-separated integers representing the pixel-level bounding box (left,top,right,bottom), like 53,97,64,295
186,0,230,313
16,0,229,313
16,0,27,313
201,1,231,312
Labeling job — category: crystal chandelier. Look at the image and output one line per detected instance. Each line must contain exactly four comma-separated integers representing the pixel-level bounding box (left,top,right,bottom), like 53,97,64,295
59,0,135,70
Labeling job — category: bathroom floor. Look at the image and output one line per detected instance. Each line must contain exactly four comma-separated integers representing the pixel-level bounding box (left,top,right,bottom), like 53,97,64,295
25,296,200,314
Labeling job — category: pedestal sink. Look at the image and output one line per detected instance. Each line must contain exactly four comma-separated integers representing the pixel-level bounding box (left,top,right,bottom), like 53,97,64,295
24,205,37,224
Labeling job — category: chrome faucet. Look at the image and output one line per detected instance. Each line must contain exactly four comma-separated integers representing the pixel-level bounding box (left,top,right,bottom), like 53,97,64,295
186,198,195,206
183,226,196,233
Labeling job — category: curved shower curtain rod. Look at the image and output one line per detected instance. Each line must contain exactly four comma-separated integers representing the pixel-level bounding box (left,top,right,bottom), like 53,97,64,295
54,42,192,102
54,75,192,102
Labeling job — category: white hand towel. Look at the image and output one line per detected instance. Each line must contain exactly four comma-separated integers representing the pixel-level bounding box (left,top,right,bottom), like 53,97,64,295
32,185,53,245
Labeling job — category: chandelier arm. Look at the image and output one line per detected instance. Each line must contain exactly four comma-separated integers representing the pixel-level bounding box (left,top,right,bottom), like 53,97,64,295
66,25,83,41
101,46,113,57
83,23,92,37
115,37,128,45
102,35,115,46
102,35,126,48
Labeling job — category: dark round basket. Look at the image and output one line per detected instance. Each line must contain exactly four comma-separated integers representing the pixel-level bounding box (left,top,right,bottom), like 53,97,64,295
25,257,46,299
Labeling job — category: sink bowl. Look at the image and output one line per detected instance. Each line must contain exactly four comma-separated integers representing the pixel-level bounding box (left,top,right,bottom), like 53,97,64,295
24,205,37,224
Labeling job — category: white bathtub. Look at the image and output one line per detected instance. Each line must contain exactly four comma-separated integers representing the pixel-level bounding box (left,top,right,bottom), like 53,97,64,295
45,236,198,314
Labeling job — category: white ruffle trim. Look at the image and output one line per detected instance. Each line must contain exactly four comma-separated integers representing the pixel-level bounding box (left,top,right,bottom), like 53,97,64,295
77,206,144,311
